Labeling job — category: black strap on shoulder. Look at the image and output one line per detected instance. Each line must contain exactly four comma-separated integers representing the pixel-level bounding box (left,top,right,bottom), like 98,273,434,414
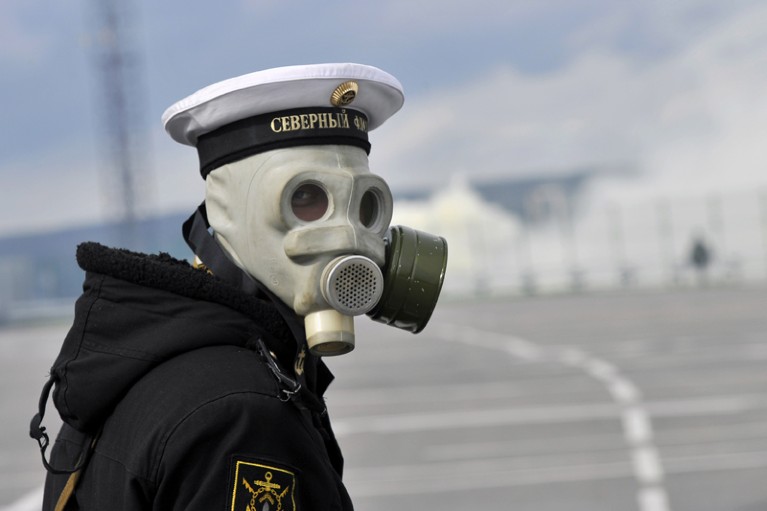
182,203,310,342
182,203,260,295
254,337,326,414
30,375,96,476
182,204,325,413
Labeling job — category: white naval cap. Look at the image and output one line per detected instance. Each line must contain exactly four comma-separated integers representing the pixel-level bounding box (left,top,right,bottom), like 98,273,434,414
162,63,404,177
163,63,404,142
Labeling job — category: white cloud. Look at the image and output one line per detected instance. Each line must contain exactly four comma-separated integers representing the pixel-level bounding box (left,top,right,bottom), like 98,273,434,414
372,53,649,188
372,1,767,199
365,0,554,32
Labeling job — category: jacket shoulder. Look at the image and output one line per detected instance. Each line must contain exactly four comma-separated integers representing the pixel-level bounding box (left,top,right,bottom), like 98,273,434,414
95,345,281,474
87,345,348,510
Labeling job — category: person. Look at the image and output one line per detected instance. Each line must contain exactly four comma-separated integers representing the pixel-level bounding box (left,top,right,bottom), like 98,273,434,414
689,235,712,273
30,63,447,511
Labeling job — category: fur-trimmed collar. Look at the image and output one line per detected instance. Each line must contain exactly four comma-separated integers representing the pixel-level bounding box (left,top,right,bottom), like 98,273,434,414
76,242,295,342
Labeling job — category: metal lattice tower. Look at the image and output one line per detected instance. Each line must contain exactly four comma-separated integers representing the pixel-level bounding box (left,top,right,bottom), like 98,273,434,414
90,0,152,248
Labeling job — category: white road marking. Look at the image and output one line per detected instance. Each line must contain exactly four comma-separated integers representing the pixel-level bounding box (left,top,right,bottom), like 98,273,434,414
431,324,672,511
609,379,641,403
623,406,653,444
638,486,670,511
631,446,664,483
333,394,767,435
421,419,767,461
344,450,767,498
0,486,43,511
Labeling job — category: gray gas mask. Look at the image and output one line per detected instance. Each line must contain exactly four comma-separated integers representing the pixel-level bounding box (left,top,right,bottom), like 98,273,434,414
205,145,447,356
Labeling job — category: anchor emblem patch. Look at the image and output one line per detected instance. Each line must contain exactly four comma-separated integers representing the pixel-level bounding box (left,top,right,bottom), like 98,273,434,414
230,459,297,511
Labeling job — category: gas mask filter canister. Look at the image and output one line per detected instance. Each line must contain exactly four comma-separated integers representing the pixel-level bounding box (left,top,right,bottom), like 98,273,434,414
304,255,385,356
368,225,448,333
305,226,447,355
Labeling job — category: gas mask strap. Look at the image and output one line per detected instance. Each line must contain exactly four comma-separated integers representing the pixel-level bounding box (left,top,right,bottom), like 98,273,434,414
183,203,312,341
182,203,260,296
182,204,321,409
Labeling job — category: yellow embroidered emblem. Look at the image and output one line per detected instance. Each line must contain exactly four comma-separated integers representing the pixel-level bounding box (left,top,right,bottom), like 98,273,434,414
230,460,297,511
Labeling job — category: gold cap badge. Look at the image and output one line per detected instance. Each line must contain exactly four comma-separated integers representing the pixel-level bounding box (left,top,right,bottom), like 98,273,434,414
330,81,359,107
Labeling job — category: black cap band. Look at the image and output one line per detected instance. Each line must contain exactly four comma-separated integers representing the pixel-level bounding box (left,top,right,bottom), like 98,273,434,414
196,107,370,178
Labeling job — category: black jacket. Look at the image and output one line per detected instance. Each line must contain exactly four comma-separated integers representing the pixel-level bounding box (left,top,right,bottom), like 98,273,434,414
40,243,352,510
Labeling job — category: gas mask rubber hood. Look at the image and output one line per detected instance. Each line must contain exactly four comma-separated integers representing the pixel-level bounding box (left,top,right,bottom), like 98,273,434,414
205,145,447,355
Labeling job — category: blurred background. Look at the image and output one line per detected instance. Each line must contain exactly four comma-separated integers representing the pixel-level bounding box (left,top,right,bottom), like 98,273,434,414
2,1,767,510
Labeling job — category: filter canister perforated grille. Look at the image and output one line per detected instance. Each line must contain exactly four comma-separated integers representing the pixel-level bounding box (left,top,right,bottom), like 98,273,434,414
321,256,384,316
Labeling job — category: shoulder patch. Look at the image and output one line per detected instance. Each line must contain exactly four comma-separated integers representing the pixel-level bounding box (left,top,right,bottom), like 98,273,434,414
230,458,297,511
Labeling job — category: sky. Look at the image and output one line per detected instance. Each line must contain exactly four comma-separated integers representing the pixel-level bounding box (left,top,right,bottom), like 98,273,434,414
2,0,767,237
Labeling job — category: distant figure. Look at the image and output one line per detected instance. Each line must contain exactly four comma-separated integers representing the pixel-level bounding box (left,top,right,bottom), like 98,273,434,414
689,236,712,284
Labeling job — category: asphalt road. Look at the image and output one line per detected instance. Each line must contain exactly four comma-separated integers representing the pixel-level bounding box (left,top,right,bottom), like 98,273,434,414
3,285,767,510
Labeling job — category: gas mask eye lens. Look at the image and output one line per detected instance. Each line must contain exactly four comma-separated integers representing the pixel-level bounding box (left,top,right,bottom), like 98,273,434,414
291,183,329,222
359,189,381,228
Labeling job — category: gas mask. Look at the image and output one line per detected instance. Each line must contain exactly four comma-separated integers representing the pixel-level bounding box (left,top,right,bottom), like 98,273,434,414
205,144,447,356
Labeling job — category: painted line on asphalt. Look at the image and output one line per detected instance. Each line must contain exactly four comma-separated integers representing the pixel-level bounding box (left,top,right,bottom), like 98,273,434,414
433,324,671,511
332,394,764,436
344,449,767,498
0,486,43,511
